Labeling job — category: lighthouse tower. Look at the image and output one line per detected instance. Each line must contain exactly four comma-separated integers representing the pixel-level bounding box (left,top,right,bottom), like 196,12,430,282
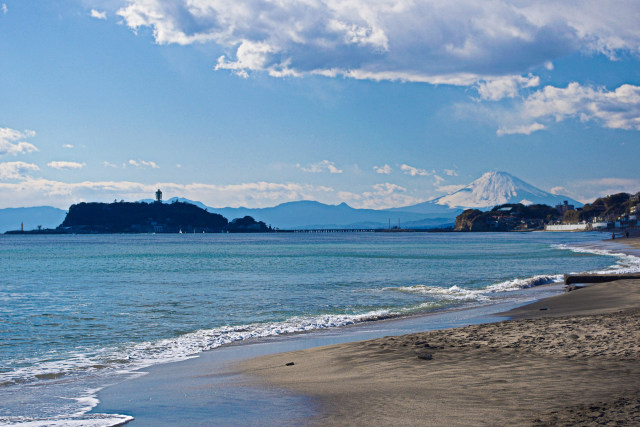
155,189,162,203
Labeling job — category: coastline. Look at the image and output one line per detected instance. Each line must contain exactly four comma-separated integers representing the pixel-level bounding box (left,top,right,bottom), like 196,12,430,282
84,234,640,425
238,236,640,426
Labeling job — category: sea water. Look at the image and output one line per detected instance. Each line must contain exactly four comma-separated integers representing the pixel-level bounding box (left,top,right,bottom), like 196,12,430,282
1,232,639,425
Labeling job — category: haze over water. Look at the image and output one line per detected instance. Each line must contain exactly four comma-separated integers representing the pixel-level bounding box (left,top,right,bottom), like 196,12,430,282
2,232,640,424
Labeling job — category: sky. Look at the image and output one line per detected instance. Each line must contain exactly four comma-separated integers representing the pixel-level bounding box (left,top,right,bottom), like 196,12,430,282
1,0,639,209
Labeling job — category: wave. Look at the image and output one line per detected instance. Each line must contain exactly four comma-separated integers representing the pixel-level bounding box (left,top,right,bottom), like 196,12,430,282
1,310,404,426
1,309,401,389
553,244,640,275
11,243,636,390
383,242,640,307
382,273,563,303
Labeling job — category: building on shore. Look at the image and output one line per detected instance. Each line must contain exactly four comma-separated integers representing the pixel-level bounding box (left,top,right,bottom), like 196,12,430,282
544,221,609,232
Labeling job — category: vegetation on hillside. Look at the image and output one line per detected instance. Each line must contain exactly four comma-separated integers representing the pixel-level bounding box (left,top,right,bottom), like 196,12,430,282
455,203,566,232
575,193,635,221
455,191,639,232
227,216,271,233
62,201,229,233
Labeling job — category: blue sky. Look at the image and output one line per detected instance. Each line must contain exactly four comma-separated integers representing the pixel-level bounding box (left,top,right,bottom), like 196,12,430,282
1,0,639,209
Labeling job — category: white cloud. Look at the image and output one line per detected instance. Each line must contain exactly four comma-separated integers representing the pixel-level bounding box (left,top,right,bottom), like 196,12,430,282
103,161,118,168
476,75,540,101
443,169,458,177
298,160,342,174
400,164,431,177
493,83,640,135
549,186,579,201
433,174,445,185
117,1,640,84
338,182,423,209
0,127,38,156
128,159,160,168
1,3,7,14
550,186,571,195
0,162,39,180
522,83,640,131
62,144,74,149
48,161,86,170
497,122,546,136
373,164,392,174
90,9,107,20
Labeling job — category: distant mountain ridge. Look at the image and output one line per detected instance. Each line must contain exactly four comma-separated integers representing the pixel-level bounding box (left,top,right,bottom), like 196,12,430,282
1,171,581,232
207,200,458,230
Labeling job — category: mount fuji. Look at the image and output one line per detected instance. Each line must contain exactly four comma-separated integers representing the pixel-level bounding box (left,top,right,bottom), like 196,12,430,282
395,171,582,213
433,171,582,209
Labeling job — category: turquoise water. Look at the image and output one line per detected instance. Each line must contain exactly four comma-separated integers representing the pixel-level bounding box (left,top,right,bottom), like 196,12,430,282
1,232,637,424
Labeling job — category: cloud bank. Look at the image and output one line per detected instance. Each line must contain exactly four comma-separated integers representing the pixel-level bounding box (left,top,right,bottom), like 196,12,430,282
117,0,640,85
113,1,640,135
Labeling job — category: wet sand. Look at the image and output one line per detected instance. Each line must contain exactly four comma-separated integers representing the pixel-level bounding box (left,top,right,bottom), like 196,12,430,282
239,237,640,426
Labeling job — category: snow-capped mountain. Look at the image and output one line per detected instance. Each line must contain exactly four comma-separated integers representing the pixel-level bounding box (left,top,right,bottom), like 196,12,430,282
430,171,582,209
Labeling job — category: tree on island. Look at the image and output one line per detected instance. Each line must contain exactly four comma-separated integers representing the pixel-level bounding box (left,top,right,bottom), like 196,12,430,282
226,216,272,233
454,203,559,231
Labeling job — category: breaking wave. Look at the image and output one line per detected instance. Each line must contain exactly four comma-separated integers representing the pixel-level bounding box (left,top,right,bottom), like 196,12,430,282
553,244,640,275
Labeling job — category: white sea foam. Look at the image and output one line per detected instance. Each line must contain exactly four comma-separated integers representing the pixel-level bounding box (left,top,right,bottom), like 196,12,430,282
381,274,564,303
0,414,133,427
484,274,563,292
0,309,399,389
382,285,492,301
553,244,640,275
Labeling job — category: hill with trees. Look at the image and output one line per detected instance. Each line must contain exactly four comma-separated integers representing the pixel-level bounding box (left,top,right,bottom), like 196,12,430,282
61,201,229,233
454,203,561,231
562,192,637,224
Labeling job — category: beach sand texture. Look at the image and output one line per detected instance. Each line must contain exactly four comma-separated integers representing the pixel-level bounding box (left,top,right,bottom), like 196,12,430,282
240,240,640,426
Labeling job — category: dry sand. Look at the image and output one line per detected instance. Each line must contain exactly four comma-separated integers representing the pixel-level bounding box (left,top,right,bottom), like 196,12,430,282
239,237,640,426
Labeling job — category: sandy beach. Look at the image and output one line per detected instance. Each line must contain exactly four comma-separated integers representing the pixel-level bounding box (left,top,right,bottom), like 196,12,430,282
239,237,640,426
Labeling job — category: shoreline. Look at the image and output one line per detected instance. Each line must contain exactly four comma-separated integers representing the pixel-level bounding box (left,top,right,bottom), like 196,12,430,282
238,236,640,426
85,235,640,425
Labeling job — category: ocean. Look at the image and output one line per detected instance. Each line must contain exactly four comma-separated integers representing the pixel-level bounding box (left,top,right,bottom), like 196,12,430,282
1,232,639,425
